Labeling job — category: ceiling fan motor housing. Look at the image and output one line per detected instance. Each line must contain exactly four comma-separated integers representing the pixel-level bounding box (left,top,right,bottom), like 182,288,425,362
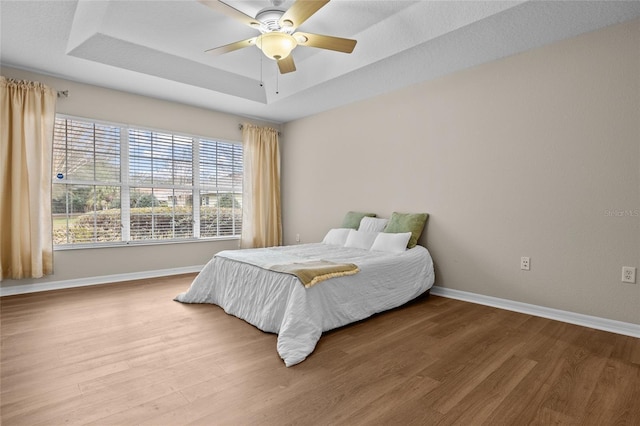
255,7,292,33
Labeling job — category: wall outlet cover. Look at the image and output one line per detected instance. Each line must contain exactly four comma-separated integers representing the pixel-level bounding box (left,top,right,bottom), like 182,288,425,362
622,266,636,283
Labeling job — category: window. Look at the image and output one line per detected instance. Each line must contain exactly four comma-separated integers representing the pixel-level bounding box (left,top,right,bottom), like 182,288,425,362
199,139,243,238
128,129,194,241
52,119,122,245
52,116,242,247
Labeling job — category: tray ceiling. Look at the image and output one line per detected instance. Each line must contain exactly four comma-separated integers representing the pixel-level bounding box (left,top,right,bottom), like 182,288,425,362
1,0,639,122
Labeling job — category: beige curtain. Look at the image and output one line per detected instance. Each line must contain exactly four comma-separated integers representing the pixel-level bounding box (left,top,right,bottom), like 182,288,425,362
0,77,57,281
241,124,282,248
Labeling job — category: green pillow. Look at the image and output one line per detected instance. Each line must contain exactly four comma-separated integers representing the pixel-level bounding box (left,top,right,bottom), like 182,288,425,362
383,212,428,248
341,211,377,230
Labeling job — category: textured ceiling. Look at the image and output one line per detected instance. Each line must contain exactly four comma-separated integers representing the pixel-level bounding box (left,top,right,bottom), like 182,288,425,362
1,0,639,123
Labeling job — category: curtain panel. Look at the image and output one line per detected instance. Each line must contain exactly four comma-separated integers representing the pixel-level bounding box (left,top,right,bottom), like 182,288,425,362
241,124,282,248
0,77,57,280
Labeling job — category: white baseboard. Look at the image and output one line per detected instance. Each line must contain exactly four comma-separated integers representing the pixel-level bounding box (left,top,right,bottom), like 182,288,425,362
0,265,204,297
430,286,640,339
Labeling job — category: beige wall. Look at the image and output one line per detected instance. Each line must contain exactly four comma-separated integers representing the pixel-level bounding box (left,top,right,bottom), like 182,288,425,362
281,19,640,324
0,66,280,288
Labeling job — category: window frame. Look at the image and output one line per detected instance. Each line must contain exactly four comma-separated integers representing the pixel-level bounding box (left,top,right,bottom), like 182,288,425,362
52,114,243,250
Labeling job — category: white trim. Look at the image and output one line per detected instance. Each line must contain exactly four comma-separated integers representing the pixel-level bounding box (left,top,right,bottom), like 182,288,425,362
120,127,131,241
54,236,239,250
430,286,640,338
192,137,201,238
0,265,204,297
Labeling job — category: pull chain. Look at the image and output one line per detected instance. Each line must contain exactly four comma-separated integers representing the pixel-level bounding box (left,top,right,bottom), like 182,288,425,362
259,39,264,87
256,37,280,95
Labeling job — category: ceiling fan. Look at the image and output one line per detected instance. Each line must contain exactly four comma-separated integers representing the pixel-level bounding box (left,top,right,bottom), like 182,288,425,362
199,0,357,74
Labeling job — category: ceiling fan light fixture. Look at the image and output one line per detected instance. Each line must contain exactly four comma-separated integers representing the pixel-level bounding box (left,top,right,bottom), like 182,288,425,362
258,32,297,60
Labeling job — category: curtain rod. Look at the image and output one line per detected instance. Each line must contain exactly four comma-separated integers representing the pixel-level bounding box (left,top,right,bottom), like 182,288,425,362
239,123,281,136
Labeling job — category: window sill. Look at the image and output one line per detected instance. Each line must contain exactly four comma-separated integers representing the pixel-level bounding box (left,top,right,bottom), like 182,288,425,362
53,236,240,251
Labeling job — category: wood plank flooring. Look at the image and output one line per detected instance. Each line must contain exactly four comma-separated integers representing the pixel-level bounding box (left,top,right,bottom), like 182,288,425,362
1,274,639,425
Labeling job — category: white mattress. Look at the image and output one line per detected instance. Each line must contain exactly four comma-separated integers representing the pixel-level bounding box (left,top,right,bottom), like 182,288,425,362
175,243,435,366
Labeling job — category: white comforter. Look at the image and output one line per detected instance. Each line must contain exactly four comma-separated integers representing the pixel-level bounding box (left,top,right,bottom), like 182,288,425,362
175,243,435,366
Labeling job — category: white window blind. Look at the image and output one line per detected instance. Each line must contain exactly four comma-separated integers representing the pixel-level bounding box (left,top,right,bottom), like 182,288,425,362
52,118,122,244
52,116,243,247
199,139,243,237
128,129,194,240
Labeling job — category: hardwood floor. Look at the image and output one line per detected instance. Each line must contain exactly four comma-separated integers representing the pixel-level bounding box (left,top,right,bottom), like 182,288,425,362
1,274,639,425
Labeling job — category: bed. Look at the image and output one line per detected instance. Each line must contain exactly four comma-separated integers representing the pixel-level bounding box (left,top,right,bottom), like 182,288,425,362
175,230,435,366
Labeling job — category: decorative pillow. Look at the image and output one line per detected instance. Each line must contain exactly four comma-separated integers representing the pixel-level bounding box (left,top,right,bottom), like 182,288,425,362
358,216,389,233
383,212,429,249
341,211,377,230
344,229,379,250
370,232,412,253
322,228,351,246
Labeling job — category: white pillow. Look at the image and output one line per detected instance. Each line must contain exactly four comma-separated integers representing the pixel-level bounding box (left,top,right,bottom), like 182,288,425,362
358,216,389,233
344,229,379,250
370,232,412,253
322,228,351,246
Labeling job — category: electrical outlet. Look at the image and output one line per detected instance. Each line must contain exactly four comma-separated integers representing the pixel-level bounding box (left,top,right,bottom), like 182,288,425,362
622,266,636,283
521,256,530,271
295,233,301,243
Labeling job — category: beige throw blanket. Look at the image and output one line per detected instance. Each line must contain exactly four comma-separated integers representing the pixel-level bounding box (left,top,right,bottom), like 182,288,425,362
269,260,360,288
